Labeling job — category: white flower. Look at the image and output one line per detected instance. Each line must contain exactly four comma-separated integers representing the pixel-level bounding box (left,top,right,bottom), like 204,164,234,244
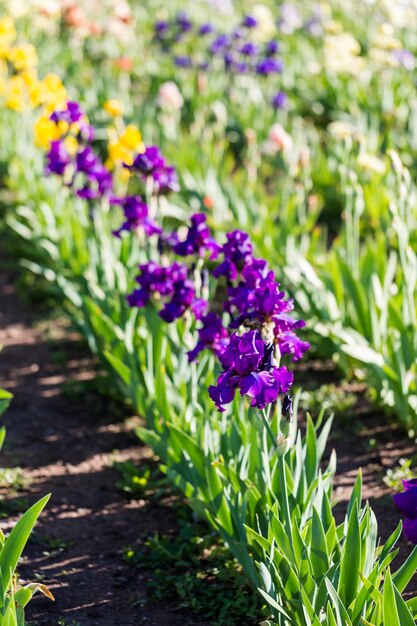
358,153,386,175
251,4,277,42
324,33,364,74
157,81,184,111
264,123,293,154
204,0,233,14
328,120,357,139
279,3,303,35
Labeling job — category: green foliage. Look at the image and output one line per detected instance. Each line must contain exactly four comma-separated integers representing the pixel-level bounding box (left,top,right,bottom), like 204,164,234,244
253,472,415,625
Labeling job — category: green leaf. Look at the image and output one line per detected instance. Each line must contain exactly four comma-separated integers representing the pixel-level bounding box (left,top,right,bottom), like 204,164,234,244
257,587,292,622
325,579,353,626
310,507,329,579
393,585,416,626
338,500,361,608
0,495,50,593
392,545,417,593
0,389,12,419
383,569,401,626
104,351,131,387
305,415,318,484
13,589,33,609
347,470,362,518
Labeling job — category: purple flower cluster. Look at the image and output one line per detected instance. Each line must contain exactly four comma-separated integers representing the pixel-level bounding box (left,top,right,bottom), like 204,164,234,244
393,479,417,543
127,261,206,323
209,330,293,411
75,146,113,200
127,206,310,412
43,98,308,413
152,11,286,107
50,100,94,141
213,230,253,280
45,140,71,176
45,101,112,200
172,213,219,259
128,146,180,194
110,196,162,238
43,99,179,243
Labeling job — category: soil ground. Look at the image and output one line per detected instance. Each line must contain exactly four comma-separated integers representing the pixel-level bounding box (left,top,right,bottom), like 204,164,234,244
0,270,210,626
0,267,416,625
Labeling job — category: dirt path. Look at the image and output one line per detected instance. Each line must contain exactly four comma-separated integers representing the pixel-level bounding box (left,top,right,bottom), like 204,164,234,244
0,271,210,626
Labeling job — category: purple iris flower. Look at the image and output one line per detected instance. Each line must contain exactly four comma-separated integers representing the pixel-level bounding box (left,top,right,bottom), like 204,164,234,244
208,371,237,411
242,15,258,28
199,23,214,36
188,312,229,362
265,40,280,56
173,213,219,259
154,20,169,37
50,101,94,141
129,147,179,194
239,368,293,409
50,100,84,125
210,34,231,54
272,90,288,109
45,140,71,176
279,331,310,361
224,256,310,360
174,55,192,68
218,330,265,375
127,261,181,307
208,330,294,411
231,29,243,41
75,145,98,174
160,278,196,322
176,11,193,33
127,261,170,308
111,196,162,237
239,42,259,56
255,58,283,75
74,147,113,199
213,230,254,280
393,480,417,543
152,166,180,194
224,52,235,70
130,146,165,175
127,261,201,323
304,17,323,37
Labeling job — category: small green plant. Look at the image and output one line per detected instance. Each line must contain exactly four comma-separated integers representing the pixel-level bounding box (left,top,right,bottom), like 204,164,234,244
0,467,27,492
114,460,152,494
384,458,416,492
114,459,170,499
30,532,74,557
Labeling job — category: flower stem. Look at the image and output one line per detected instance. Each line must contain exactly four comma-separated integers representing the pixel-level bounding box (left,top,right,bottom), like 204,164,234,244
260,407,293,541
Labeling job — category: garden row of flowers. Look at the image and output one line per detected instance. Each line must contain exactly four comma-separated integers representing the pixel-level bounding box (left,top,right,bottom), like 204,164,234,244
1,2,417,624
